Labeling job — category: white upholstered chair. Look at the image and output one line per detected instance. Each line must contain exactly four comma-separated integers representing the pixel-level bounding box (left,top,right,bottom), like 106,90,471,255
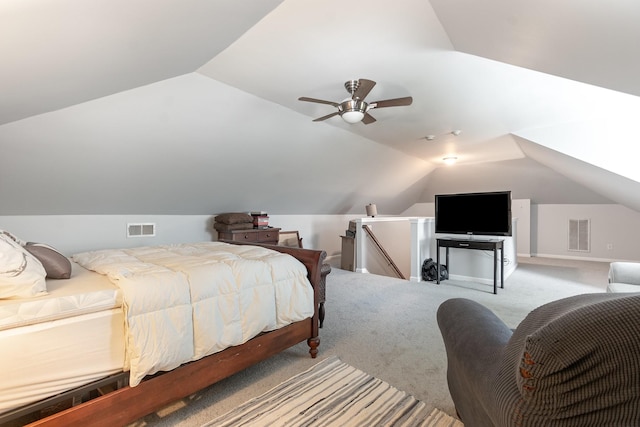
607,262,640,293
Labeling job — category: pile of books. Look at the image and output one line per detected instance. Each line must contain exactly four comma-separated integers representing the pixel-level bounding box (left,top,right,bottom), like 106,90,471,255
251,212,269,228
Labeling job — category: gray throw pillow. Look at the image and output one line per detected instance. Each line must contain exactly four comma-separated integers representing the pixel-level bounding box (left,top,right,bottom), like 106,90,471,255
24,243,72,279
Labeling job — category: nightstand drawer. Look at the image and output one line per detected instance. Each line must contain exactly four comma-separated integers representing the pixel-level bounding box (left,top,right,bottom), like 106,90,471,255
257,229,278,243
217,228,280,244
232,231,258,242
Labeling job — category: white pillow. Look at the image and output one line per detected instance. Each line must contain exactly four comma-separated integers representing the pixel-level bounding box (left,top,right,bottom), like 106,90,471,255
0,229,26,245
0,233,47,299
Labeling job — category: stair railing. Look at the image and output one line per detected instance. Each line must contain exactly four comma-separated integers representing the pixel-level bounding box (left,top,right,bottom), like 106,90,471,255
361,225,406,279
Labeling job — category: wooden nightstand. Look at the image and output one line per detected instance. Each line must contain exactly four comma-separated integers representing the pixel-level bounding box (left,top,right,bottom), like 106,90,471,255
217,228,280,244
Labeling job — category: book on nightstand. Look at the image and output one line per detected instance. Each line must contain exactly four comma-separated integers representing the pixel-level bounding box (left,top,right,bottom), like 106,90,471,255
251,212,269,228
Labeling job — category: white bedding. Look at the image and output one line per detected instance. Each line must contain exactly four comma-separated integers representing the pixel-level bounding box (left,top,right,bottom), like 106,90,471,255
1,310,125,415
72,242,314,386
0,263,125,415
0,262,121,331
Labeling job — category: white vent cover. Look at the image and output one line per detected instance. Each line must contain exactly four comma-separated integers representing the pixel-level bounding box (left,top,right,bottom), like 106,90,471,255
568,219,590,252
127,223,156,238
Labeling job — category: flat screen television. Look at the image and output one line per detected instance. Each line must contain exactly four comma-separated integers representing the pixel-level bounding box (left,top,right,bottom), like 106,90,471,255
435,191,512,236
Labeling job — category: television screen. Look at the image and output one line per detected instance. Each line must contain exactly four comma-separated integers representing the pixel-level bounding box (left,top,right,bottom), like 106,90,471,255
435,191,512,236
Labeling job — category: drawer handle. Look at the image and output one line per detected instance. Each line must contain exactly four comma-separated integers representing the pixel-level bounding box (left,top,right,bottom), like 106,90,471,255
265,233,271,237
244,235,249,239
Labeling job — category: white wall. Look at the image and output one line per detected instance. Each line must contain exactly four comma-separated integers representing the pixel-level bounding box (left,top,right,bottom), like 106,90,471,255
266,214,361,266
3,201,640,265
512,199,531,257
356,219,412,278
0,214,357,263
403,200,640,263
0,215,214,255
532,204,640,262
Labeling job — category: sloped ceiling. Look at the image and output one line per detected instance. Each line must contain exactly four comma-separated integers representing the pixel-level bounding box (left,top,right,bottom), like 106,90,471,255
0,0,284,125
430,0,640,97
1,0,640,215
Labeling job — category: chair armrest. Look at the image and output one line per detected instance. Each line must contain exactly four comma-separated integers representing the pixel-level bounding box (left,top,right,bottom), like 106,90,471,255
438,298,513,379
437,298,513,424
609,262,640,285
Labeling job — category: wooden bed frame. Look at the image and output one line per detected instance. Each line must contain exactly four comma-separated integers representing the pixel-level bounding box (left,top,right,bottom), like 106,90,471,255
17,241,326,427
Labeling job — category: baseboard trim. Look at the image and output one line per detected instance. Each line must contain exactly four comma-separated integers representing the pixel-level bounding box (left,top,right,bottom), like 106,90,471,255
531,253,618,263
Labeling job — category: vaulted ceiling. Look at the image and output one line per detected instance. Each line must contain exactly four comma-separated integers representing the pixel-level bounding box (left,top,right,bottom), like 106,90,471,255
2,0,639,215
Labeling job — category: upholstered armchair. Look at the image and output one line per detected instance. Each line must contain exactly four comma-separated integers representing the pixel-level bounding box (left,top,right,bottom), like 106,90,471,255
607,261,640,292
437,293,640,426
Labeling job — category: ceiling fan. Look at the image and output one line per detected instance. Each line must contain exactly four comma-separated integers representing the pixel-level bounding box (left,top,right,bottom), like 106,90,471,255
298,79,413,124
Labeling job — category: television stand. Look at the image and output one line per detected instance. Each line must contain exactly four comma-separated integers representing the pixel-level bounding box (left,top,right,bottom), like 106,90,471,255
436,237,504,294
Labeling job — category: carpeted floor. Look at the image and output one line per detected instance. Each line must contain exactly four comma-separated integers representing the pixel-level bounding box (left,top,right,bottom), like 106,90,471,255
129,256,609,426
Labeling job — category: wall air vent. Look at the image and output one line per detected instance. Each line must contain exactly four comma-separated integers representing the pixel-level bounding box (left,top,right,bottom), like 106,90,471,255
127,223,156,238
568,219,589,252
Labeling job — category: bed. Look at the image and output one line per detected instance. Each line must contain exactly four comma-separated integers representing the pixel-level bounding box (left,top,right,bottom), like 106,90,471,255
0,237,325,427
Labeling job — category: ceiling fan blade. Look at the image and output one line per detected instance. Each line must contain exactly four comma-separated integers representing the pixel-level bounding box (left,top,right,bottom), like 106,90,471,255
313,112,339,122
298,97,339,107
362,113,377,124
352,79,376,100
371,96,413,108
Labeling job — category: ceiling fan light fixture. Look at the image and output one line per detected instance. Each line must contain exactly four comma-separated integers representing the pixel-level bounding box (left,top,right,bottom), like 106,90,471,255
299,79,411,124
341,110,365,123
339,99,368,124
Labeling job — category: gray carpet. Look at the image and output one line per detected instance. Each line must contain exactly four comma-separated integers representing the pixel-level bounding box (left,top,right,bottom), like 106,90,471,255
129,257,609,426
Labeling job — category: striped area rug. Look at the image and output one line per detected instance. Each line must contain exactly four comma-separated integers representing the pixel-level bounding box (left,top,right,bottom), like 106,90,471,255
203,356,463,427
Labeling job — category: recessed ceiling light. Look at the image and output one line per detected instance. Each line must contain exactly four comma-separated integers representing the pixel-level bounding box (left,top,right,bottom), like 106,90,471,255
423,130,461,141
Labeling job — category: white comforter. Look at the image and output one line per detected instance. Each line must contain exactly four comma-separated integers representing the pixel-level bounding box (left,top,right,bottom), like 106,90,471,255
72,242,314,386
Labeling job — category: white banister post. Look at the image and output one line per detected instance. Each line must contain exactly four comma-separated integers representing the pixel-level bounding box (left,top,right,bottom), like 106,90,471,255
410,218,433,282
354,217,369,274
